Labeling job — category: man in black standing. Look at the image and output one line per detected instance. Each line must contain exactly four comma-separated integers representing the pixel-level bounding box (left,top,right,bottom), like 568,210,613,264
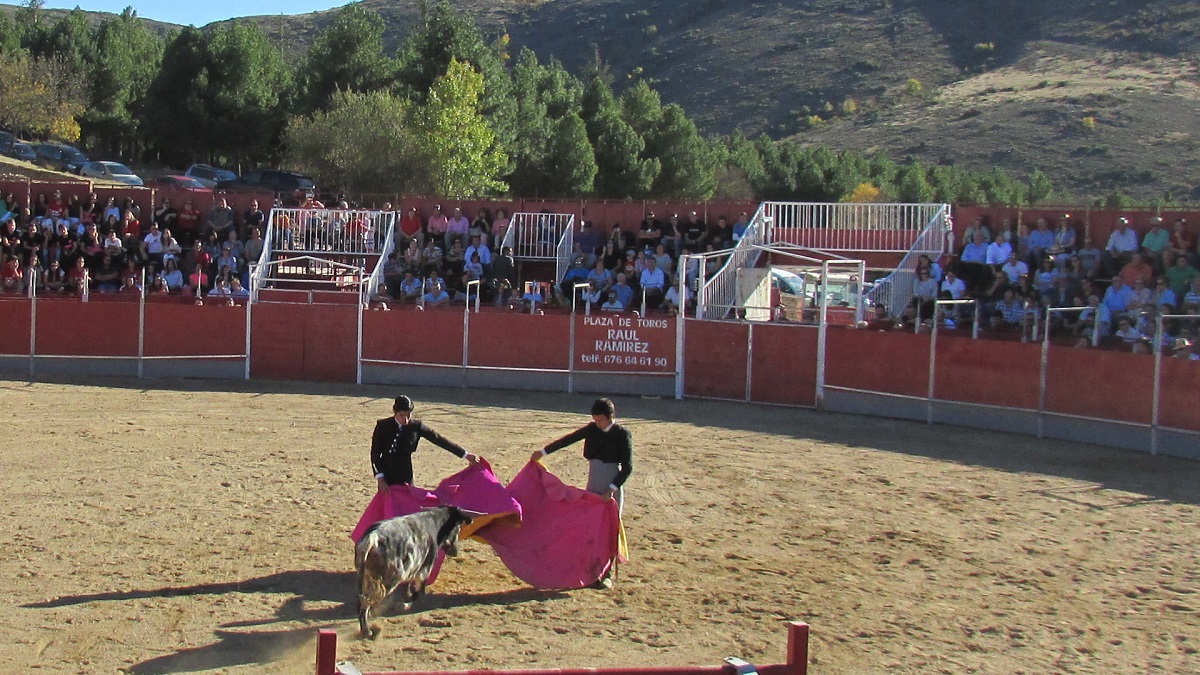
371,395,481,494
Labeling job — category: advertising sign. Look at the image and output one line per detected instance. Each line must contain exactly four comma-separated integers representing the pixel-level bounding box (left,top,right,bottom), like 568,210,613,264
575,314,674,373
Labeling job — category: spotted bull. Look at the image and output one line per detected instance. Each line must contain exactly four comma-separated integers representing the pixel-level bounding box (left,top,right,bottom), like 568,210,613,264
354,506,473,638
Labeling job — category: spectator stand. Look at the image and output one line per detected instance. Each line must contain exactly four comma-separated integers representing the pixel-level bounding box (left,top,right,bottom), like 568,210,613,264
505,211,576,282
258,207,395,296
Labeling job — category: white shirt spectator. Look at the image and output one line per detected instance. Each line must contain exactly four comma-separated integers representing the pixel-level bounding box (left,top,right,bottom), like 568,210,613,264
464,243,492,266
940,275,966,300
1106,227,1139,253
1001,259,1029,284
986,241,1013,265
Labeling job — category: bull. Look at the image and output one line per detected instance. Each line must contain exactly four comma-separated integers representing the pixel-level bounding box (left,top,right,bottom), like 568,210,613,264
354,506,473,639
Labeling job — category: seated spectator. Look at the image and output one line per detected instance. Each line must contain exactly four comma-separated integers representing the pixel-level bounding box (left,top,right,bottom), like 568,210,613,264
214,246,240,277
959,230,991,291
1127,276,1153,315
1075,237,1102,278
367,283,391,310
43,259,67,293
141,223,164,266
421,240,443,275
159,258,184,293
940,268,966,300
223,229,245,262
1049,215,1077,265
1027,218,1055,264
911,268,938,321
1165,218,1195,270
93,254,121,292
103,230,124,258
601,291,623,312
398,271,423,303
1114,317,1149,353
1151,276,1177,310
402,238,423,273
423,270,450,306
576,220,603,264
1184,277,1200,311
397,206,424,250
916,253,942,282
209,277,232,301
67,257,87,294
203,198,235,240
1118,253,1154,288
161,229,182,265
662,282,692,316
153,197,177,232
463,252,484,284
381,252,405,297
863,303,895,331
187,263,209,296
1166,255,1199,299
636,211,661,250
491,208,511,250
463,235,492,274
1032,257,1059,295
1142,217,1170,271
1,256,22,293
731,212,750,244
999,253,1029,285
586,259,613,295
557,256,592,303
611,272,634,310
118,273,141,295
176,200,201,244
986,232,1013,268
1172,337,1198,361
1077,294,1111,340
680,211,706,251
639,256,667,309
990,289,1027,331
1104,217,1140,276
241,199,265,241
445,207,470,250
1102,276,1134,318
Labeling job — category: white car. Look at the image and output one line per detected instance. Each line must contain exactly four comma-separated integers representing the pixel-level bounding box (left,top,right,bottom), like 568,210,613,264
80,161,143,186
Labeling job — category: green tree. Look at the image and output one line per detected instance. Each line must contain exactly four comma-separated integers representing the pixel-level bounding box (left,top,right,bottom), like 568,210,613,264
1026,169,1054,205
542,112,597,196
896,162,935,203
294,5,394,115
81,8,163,157
413,59,507,197
394,1,514,156
645,104,717,199
141,27,211,164
592,110,658,199
284,89,418,193
203,23,291,162
0,50,86,141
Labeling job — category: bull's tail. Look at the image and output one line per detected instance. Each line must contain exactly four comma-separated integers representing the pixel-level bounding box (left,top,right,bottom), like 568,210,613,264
355,532,388,638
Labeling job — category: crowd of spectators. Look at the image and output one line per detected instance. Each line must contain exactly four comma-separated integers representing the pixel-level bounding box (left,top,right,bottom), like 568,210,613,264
0,189,267,304
868,213,1200,359
370,206,748,315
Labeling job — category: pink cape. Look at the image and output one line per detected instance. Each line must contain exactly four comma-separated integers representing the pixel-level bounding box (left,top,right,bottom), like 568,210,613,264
475,460,623,590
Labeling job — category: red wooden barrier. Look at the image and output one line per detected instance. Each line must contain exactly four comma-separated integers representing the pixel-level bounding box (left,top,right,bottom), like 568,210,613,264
35,300,139,356
824,328,929,398
1044,346,1153,425
0,298,31,355
1156,357,1200,433
251,303,357,381
683,320,749,399
933,336,1041,410
144,303,246,357
315,622,809,675
749,324,818,407
466,312,570,370
363,310,464,367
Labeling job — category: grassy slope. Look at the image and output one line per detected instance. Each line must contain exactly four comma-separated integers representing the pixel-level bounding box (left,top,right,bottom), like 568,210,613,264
3,0,1197,201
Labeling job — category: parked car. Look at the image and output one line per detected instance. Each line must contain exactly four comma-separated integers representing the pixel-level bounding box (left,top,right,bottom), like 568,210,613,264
153,175,211,191
80,161,144,186
6,141,37,163
216,169,315,204
184,163,237,188
33,142,89,174
0,130,14,155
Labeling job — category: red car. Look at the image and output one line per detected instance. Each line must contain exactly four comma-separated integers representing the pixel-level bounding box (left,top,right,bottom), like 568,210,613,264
152,175,212,191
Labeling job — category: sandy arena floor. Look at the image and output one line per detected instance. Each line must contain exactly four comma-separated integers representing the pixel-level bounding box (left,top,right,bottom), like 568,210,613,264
0,377,1197,674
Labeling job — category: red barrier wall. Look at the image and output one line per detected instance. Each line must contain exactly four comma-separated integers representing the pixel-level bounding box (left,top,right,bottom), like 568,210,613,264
1044,346,1153,424
0,298,31,355
825,328,930,398
1153,358,1200,433
934,336,1041,410
35,300,139,356
749,324,818,407
683,320,749,399
144,303,246,357
363,310,464,366
466,312,570,370
251,303,357,381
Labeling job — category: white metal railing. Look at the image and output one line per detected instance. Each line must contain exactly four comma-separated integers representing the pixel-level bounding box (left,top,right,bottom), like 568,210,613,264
267,208,395,255
363,216,398,305
698,203,771,319
507,212,574,261
765,202,947,252
864,204,952,315
251,218,274,302
555,219,575,286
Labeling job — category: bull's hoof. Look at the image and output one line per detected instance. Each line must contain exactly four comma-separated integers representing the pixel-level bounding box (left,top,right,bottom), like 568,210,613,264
365,623,382,640
399,601,413,612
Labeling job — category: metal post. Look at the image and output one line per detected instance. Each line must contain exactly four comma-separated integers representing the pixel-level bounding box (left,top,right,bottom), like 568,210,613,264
855,259,866,325
675,254,687,400
697,263,707,320
137,268,146,379
1038,307,1052,439
927,303,938,425
356,268,366,385
244,285,252,380
569,282,590,395
745,322,754,402
815,261,829,410
972,299,980,339
462,279,480,388
1151,314,1163,456
28,273,36,379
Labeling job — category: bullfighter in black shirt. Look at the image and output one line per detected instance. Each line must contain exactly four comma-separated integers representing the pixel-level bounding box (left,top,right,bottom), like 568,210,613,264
371,395,481,494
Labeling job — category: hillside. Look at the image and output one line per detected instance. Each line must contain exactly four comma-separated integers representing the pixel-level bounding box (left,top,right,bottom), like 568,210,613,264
4,0,1199,201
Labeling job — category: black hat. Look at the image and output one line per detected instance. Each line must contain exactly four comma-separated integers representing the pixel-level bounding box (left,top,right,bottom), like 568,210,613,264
393,395,414,413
